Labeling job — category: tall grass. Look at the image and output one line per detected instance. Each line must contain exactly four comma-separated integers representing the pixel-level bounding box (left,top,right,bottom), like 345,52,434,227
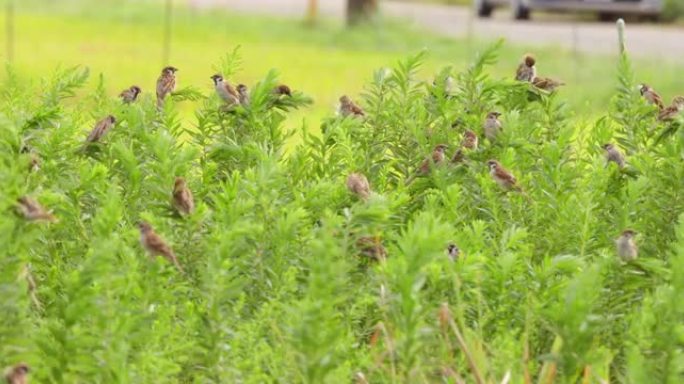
1,36,683,383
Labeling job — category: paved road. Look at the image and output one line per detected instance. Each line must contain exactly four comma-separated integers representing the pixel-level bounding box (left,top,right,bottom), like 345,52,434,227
190,0,684,62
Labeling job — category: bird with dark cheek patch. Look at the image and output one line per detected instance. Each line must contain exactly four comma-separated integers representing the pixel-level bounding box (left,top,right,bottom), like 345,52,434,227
172,177,195,216
16,196,57,223
119,85,141,103
461,130,478,150
639,84,664,110
210,74,240,106
515,54,536,82
156,66,178,108
446,243,460,261
602,143,625,168
486,160,530,201
346,173,371,201
3,363,30,384
339,95,365,117
615,229,638,262
138,221,184,273
483,112,502,141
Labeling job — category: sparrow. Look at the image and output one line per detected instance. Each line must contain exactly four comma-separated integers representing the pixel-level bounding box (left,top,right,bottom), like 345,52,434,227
273,84,292,97
210,74,240,106
419,144,449,174
16,196,57,222
20,264,41,309
354,372,369,384
119,85,141,103
602,143,625,168
639,84,664,110
356,236,387,261
156,66,178,108
515,54,536,82
85,115,116,144
3,363,30,384
172,177,195,216
487,160,524,193
446,243,460,261
657,96,684,121
138,221,184,273
615,229,638,262
236,84,250,107
339,95,365,117
451,148,465,164
461,130,478,150
483,112,502,141
346,172,371,201
532,76,565,92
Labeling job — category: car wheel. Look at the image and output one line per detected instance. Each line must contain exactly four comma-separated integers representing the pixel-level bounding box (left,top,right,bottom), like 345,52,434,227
475,0,493,18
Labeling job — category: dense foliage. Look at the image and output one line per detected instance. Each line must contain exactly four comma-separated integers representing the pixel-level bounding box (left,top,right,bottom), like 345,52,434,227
1,42,683,383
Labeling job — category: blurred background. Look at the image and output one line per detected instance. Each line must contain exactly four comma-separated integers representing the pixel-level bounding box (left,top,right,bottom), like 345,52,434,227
3,0,684,126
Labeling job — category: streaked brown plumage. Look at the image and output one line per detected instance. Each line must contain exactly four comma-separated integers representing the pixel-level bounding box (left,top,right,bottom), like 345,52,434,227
461,130,478,150
339,95,365,117
515,54,536,82
640,84,664,110
210,74,239,106
19,264,41,309
615,229,638,262
447,243,460,261
487,160,523,192
346,173,371,201
16,196,57,223
236,84,250,106
451,148,465,164
119,85,141,103
274,84,292,96
156,66,177,108
4,363,30,384
602,143,625,168
418,144,448,175
532,76,565,92
85,115,116,144
657,96,684,121
172,177,195,216
356,236,387,261
138,221,184,273
483,112,502,141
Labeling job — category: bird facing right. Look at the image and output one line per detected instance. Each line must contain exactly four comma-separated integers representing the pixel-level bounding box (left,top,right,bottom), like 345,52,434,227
615,229,638,262
172,177,195,216
85,115,116,144
156,66,178,108
483,112,502,141
119,85,141,103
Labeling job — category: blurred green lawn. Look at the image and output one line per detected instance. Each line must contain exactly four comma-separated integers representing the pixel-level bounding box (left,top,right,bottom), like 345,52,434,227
4,0,684,129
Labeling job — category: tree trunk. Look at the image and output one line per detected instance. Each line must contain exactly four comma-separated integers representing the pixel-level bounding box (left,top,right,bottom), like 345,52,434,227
347,0,377,26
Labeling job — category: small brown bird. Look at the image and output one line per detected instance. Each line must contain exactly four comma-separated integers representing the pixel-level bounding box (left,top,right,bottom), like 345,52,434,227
354,372,369,384
446,243,460,261
172,177,195,216
615,229,638,262
483,112,502,141
346,173,371,201
461,130,478,150
85,115,116,144
418,144,448,175
657,96,684,121
356,236,387,261
273,84,292,96
532,76,565,92
515,54,536,82
16,196,57,223
451,148,466,164
4,363,30,384
210,74,240,106
639,84,664,110
236,84,250,106
119,85,141,103
339,95,365,117
487,160,523,192
602,143,625,168
156,66,178,108
138,221,184,273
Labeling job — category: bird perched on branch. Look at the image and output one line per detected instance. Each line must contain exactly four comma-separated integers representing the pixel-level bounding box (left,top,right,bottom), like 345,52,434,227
172,177,195,216
515,54,536,82
119,85,141,103
236,84,250,107
356,236,387,261
3,363,30,384
602,143,625,169
532,76,565,92
16,196,57,223
451,148,466,164
658,96,684,121
446,243,461,261
339,95,365,117
156,66,178,108
210,74,240,107
346,173,371,201
487,160,527,196
461,130,478,150
138,221,184,273
639,84,664,110
84,115,116,144
483,112,502,141
407,144,448,183
615,229,638,262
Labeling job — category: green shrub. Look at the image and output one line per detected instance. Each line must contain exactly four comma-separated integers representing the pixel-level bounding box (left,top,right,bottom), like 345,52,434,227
1,39,683,383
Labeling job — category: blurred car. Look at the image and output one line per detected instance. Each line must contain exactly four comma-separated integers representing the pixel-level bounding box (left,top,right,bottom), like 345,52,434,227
475,0,663,21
